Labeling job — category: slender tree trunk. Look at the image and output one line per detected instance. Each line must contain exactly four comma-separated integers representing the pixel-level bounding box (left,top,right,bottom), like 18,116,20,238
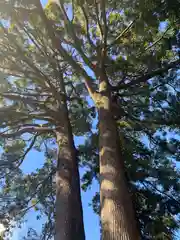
98,80,140,240
54,95,85,240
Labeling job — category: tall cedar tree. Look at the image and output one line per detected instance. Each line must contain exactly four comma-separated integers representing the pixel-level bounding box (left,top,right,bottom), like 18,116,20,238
0,0,180,240
0,48,86,239
0,1,95,239
79,114,180,239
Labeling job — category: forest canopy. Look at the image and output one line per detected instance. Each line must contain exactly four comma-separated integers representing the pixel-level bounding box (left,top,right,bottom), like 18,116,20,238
0,0,180,239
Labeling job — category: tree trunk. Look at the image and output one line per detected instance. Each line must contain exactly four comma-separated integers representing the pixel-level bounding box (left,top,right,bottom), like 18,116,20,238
98,85,140,239
55,100,85,240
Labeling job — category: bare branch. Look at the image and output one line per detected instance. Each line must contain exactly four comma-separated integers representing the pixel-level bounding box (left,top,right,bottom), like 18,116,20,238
21,199,41,217
71,0,75,22
16,134,39,168
80,6,96,48
0,126,54,138
95,0,103,40
145,25,172,51
1,92,40,103
5,91,52,98
142,180,180,205
101,0,108,47
108,19,137,48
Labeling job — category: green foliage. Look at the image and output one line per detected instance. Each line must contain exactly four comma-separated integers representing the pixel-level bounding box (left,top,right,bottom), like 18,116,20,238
0,0,180,239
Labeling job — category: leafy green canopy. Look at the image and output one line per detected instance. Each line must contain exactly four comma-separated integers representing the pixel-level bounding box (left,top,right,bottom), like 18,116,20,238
0,0,180,239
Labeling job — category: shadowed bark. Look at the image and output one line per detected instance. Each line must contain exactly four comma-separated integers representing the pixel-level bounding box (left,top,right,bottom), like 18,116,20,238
55,129,85,240
54,84,85,240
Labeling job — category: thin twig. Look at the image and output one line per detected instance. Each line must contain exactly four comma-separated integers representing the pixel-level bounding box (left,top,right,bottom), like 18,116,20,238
16,134,38,168
108,19,137,48
145,25,172,51
142,180,180,205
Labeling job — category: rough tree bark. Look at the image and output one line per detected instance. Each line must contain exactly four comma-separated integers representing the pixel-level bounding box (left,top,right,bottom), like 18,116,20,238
98,78,140,240
54,87,85,240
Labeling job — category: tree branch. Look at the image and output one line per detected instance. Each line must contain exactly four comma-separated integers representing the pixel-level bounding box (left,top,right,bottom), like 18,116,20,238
80,6,96,48
145,24,172,51
2,23,63,102
54,0,94,69
108,19,137,49
142,180,180,205
1,92,40,104
112,59,180,90
101,0,108,47
95,0,103,40
16,134,39,168
36,0,99,102
0,126,54,138
5,91,52,98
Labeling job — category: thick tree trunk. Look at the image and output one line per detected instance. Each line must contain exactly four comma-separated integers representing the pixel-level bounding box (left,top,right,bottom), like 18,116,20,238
54,101,85,240
98,88,140,239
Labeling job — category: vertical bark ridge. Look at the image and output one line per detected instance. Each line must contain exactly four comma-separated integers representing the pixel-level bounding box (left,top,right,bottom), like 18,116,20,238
98,91,140,240
54,92,85,240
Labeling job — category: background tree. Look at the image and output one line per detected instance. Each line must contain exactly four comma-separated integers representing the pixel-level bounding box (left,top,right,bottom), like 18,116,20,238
79,111,180,239
0,1,96,239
